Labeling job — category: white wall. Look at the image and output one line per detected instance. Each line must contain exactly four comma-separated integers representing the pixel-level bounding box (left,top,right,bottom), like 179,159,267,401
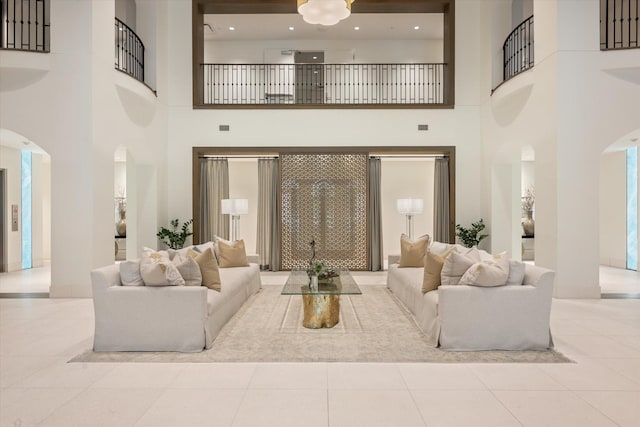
381,159,434,258
521,160,535,199
205,39,444,64
599,150,626,268
228,159,258,254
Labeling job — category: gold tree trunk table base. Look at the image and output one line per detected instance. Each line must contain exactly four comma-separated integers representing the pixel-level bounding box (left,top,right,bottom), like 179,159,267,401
302,294,340,328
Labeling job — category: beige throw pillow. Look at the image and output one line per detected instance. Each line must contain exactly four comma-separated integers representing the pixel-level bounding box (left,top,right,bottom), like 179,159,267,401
189,248,221,291
422,247,455,293
506,259,526,286
217,239,250,268
140,250,185,287
399,233,431,268
459,254,510,287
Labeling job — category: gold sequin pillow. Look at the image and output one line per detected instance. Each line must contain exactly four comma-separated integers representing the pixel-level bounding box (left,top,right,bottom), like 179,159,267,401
140,249,185,286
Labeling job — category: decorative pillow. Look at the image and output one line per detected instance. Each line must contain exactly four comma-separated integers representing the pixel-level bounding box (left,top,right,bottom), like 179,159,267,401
458,255,510,287
429,241,455,256
440,250,477,286
172,254,203,286
217,239,250,268
140,250,185,287
398,233,431,268
119,260,144,286
422,247,455,293
506,259,526,286
189,248,221,291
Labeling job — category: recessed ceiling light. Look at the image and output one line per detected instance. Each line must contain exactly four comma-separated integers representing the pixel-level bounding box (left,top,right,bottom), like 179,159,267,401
414,26,420,30
289,26,295,31
354,26,360,30
312,56,317,60
229,26,235,31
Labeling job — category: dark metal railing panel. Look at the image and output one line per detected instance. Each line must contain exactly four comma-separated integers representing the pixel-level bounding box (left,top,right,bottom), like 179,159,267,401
1,0,50,52
600,0,639,49
503,15,534,82
202,63,446,106
115,17,145,83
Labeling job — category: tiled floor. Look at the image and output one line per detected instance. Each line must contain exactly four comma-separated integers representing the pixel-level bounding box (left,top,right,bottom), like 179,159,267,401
1,269,639,426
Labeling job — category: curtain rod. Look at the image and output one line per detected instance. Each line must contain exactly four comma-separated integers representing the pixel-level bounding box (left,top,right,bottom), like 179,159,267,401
371,155,448,159
199,155,279,159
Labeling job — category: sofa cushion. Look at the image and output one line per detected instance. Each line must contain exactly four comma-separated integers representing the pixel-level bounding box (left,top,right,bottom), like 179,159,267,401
399,233,431,267
440,249,479,286
190,248,221,291
506,260,526,286
140,250,185,287
218,239,250,268
119,260,144,286
422,248,455,293
459,255,510,287
173,254,203,287
429,241,455,256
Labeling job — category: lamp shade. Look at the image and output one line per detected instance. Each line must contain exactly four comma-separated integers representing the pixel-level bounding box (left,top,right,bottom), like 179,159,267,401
221,198,249,215
397,198,424,215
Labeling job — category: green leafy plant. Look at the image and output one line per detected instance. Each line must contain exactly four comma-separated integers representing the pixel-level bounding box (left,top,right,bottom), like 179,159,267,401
455,218,488,248
156,219,193,249
310,260,338,279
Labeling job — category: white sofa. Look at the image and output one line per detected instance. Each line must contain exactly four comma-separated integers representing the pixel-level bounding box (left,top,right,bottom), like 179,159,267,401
91,259,261,352
387,253,554,351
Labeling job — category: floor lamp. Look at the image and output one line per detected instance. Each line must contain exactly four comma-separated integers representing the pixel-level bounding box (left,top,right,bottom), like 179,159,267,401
221,198,249,241
397,198,424,239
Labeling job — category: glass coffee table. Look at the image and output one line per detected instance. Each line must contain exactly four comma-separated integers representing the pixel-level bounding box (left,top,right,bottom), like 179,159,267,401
281,269,362,329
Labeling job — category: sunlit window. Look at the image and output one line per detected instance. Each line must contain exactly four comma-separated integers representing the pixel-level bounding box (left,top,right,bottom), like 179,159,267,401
21,150,32,269
627,146,638,271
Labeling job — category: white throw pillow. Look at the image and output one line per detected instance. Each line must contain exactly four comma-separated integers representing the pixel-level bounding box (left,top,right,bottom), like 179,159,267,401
440,250,477,286
172,253,203,286
506,260,526,286
459,255,510,287
140,250,185,286
429,241,455,256
119,260,144,286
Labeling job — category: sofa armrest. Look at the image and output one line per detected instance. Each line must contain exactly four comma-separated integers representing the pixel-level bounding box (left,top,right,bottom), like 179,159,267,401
523,264,555,297
387,254,400,267
91,264,122,297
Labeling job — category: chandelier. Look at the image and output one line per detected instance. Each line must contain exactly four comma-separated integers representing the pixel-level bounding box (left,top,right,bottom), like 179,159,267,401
297,0,354,26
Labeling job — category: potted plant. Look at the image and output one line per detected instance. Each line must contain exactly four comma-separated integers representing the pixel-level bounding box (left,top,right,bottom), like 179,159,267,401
156,219,193,249
455,218,488,248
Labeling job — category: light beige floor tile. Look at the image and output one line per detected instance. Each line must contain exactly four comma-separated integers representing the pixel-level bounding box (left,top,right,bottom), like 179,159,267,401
328,363,406,390
135,388,245,427
248,363,327,389
575,391,640,427
540,359,640,390
594,358,640,384
550,318,599,335
328,389,424,427
15,361,115,388
0,356,62,388
39,388,164,427
233,389,327,427
608,334,640,352
411,390,521,427
90,363,185,389
471,364,566,390
171,363,256,389
558,335,640,358
0,387,83,427
494,390,618,427
398,364,486,390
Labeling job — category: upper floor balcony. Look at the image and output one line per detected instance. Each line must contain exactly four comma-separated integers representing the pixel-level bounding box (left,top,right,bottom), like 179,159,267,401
600,0,639,50
192,0,455,109
1,0,50,52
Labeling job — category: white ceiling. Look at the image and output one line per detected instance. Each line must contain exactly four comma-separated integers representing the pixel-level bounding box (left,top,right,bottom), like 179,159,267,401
204,13,444,41
0,129,49,156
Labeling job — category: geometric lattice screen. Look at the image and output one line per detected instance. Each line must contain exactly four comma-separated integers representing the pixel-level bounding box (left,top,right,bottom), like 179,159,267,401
280,153,368,270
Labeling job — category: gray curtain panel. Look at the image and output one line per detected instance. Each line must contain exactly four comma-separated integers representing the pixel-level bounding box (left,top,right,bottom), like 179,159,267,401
433,157,450,243
200,158,229,242
369,157,384,271
257,158,280,270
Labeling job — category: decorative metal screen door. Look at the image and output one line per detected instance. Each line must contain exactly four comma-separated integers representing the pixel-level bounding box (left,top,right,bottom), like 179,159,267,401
280,153,368,270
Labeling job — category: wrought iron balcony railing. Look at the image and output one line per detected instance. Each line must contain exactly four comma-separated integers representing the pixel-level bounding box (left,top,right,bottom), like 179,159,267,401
115,17,144,83
0,0,50,52
202,63,447,106
503,15,534,82
600,0,639,49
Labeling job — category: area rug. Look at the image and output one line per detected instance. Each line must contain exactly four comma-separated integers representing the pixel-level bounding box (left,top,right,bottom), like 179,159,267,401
71,285,572,363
